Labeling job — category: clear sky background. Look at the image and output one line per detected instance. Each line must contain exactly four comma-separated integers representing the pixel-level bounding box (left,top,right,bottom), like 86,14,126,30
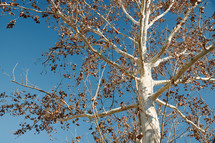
0,1,215,143
0,13,62,143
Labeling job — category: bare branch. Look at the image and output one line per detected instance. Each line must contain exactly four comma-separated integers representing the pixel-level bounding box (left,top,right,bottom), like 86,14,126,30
156,98,206,133
148,0,175,28
12,63,18,81
25,69,29,85
79,31,137,79
119,0,139,25
88,27,138,63
154,80,170,86
0,3,53,14
154,79,190,86
12,80,49,94
134,0,141,13
151,50,188,67
91,63,106,102
11,80,71,111
154,76,215,86
57,103,137,122
153,43,215,100
85,1,138,45
160,89,170,142
169,129,189,143
91,64,107,142
150,4,198,64
195,77,215,81
138,0,150,75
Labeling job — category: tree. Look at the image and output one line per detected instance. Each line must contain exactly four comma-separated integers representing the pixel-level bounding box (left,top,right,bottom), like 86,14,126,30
0,0,214,142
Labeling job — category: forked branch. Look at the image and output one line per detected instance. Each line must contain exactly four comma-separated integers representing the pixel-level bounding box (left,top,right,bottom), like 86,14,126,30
148,0,175,28
119,0,139,25
11,80,71,111
150,3,198,64
156,98,206,133
151,50,188,67
85,1,138,45
87,26,138,63
153,43,215,100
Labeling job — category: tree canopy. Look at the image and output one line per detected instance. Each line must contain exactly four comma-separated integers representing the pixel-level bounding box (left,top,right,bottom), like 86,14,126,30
0,0,215,142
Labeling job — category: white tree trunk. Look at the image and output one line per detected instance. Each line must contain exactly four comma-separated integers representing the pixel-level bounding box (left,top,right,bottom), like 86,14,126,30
138,64,160,143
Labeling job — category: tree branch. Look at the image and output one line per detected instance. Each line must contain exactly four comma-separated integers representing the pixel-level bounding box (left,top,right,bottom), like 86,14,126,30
154,79,191,86
57,103,137,122
80,29,137,79
151,50,188,67
90,64,107,142
137,0,149,76
49,0,137,79
150,3,198,64
85,1,138,45
11,80,50,95
156,98,206,133
153,80,170,86
11,80,71,111
0,3,53,14
119,0,139,25
153,43,215,100
195,77,215,81
148,0,175,28
154,76,215,86
43,44,104,64
88,26,138,63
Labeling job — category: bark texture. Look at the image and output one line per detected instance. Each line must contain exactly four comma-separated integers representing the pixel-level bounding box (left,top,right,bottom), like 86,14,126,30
138,64,161,143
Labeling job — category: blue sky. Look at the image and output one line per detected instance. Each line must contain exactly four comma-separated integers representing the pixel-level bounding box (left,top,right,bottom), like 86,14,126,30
0,1,215,143
0,10,94,143
0,13,60,143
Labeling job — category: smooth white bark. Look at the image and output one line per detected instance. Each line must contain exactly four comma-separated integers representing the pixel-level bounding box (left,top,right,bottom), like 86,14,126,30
138,64,161,143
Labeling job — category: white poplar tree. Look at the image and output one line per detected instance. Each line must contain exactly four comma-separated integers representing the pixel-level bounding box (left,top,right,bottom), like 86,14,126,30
0,0,214,142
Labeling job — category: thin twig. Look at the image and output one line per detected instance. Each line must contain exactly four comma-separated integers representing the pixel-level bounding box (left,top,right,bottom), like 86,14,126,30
148,0,175,28
0,3,53,14
91,64,107,143
156,98,206,133
11,80,72,111
12,63,18,81
160,90,170,143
